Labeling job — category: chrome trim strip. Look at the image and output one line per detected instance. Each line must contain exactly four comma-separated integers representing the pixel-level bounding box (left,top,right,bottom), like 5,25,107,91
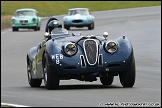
98,54,103,66
80,55,86,68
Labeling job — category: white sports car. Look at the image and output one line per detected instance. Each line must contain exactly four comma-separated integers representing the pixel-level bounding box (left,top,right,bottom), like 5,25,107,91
63,8,95,30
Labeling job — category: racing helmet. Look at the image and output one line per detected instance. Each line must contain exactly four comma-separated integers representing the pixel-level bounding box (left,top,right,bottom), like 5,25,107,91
47,20,62,34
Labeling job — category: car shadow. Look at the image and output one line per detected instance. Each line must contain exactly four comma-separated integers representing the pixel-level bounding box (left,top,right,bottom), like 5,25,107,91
21,84,136,91
11,29,40,32
68,28,89,31
59,84,123,90
38,84,123,90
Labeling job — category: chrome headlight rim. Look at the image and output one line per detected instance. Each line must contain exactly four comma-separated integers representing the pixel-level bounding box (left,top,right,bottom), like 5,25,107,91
64,17,68,21
64,42,77,56
12,18,16,23
32,18,37,23
105,41,118,54
66,17,68,21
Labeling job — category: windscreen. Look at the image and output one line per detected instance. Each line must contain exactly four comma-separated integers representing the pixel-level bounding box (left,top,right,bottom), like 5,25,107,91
51,28,69,37
16,10,36,16
68,9,89,16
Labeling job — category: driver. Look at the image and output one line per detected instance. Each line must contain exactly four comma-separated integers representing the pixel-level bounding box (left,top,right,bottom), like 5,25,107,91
41,17,62,47
46,20,62,34
45,17,62,40
45,19,62,41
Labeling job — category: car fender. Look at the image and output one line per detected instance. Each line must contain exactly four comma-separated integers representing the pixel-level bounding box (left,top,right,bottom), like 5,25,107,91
37,17,41,26
44,40,62,64
45,39,82,66
116,37,134,60
99,36,134,65
27,46,37,62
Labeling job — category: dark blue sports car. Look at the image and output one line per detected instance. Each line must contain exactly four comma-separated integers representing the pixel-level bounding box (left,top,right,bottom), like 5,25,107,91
27,20,136,90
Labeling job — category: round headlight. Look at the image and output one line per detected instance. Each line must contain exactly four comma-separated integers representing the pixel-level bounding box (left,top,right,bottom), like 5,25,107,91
63,18,68,24
87,17,92,22
64,43,77,56
32,18,36,22
105,41,118,54
64,17,68,21
12,18,15,23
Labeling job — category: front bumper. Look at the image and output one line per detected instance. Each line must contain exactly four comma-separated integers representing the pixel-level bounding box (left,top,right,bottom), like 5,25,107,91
48,58,133,77
12,23,38,28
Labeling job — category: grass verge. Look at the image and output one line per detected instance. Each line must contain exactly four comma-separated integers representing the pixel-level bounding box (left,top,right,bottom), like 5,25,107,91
1,104,14,107
1,1,161,29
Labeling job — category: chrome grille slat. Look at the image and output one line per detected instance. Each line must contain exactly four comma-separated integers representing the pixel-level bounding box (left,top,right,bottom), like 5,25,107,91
98,54,103,66
80,55,86,68
83,39,98,65
20,20,28,24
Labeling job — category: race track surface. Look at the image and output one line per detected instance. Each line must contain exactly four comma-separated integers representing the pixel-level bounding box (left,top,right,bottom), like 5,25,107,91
1,6,161,107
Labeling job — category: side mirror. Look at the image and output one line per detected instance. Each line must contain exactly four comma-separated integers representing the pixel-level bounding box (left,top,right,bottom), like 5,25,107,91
36,11,38,16
103,32,108,39
44,32,50,38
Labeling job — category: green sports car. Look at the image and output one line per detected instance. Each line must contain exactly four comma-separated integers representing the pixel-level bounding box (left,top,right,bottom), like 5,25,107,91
11,8,41,31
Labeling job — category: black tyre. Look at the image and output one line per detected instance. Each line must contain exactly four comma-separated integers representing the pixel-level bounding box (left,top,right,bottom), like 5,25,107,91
64,25,70,30
38,26,40,31
34,26,38,31
27,59,42,87
12,27,18,31
88,22,94,30
119,61,136,87
43,54,60,90
100,75,114,85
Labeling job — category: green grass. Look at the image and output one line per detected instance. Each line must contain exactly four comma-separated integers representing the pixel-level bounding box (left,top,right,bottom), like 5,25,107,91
1,104,14,107
1,1,161,29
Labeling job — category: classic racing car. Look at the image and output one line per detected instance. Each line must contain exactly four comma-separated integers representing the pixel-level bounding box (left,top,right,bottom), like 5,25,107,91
11,8,41,31
63,8,95,30
27,19,135,90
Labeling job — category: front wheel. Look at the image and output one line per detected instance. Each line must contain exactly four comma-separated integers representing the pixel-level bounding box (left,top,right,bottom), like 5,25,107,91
34,26,38,31
64,25,70,30
88,22,94,30
100,75,114,85
43,54,60,90
119,61,136,87
38,26,40,31
12,27,18,31
27,59,42,87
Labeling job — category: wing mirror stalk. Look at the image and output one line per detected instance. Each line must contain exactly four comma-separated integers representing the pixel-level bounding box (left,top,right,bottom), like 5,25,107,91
44,32,50,38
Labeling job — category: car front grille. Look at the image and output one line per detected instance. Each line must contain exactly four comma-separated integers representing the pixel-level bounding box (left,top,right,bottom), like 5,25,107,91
72,20,83,23
20,20,28,24
84,39,98,65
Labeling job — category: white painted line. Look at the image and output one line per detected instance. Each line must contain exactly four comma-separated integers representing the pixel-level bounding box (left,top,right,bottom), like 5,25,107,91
1,29,11,34
1,102,30,107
